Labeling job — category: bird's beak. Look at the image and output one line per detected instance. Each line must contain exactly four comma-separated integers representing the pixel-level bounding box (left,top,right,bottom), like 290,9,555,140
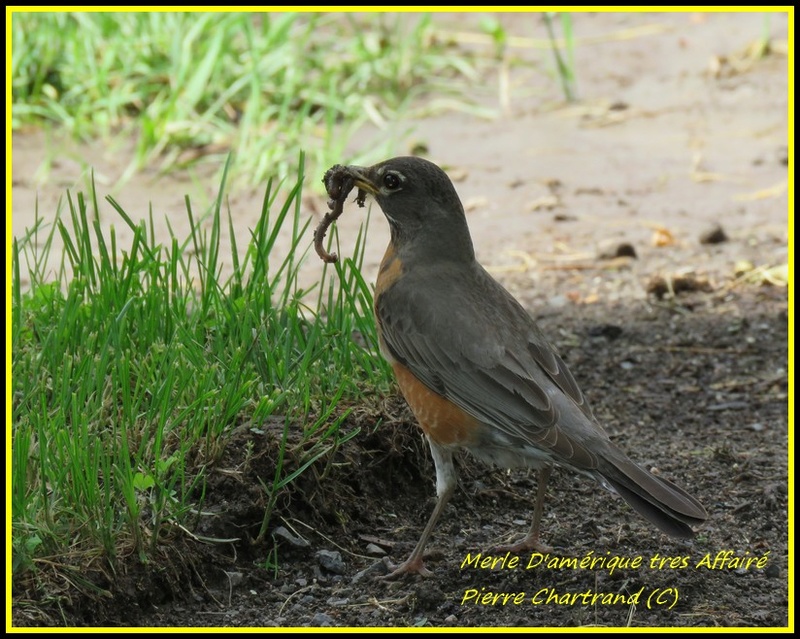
344,165,379,196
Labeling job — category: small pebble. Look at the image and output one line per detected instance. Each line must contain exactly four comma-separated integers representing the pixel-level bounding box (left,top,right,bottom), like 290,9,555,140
225,571,244,587
352,557,392,583
765,564,780,579
315,549,345,575
597,239,637,260
700,224,728,245
588,324,623,340
273,526,310,548
312,612,336,627
328,597,350,606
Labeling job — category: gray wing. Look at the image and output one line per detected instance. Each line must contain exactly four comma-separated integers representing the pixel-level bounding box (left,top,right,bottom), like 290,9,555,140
377,262,603,470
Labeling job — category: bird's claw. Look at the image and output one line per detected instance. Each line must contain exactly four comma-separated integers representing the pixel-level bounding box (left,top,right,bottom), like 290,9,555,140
377,557,434,580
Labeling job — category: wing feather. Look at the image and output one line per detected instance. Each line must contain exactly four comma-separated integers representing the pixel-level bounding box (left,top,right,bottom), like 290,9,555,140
377,262,601,470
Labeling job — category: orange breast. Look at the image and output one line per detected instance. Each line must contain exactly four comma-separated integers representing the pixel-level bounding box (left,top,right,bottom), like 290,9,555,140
375,241,482,447
375,241,404,299
392,362,483,447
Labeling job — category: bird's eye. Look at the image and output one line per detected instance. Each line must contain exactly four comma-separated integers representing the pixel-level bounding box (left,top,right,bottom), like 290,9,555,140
383,172,401,190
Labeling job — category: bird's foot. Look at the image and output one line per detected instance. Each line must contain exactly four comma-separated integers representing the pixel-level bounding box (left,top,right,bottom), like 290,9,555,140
378,556,433,580
493,536,554,554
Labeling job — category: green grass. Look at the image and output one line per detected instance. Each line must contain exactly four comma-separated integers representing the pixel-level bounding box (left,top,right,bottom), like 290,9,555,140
543,12,578,103
11,11,481,187
11,153,392,581
9,9,588,607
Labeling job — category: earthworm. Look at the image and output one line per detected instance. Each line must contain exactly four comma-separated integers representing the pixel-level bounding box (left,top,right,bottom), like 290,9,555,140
314,165,366,263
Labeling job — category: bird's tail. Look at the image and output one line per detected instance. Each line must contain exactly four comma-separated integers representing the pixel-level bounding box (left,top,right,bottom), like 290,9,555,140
599,455,708,538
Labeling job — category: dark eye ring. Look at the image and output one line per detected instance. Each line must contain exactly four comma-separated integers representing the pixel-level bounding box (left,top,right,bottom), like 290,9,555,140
383,172,401,190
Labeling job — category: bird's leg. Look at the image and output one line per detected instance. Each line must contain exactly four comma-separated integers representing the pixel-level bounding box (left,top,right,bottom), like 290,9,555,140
382,441,455,579
494,466,554,553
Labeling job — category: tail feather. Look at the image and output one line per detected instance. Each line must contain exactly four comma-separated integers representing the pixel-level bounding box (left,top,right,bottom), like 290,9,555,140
599,456,707,538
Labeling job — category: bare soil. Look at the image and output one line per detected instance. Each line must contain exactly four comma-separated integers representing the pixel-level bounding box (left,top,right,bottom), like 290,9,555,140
11,11,789,629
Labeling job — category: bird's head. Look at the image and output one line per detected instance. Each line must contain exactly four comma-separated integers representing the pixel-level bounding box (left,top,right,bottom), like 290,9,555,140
341,156,475,262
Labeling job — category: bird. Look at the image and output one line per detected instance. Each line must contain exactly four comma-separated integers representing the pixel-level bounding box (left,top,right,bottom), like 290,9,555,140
334,156,707,578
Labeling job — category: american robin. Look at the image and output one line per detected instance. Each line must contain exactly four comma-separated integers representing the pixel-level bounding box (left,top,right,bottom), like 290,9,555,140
334,156,707,578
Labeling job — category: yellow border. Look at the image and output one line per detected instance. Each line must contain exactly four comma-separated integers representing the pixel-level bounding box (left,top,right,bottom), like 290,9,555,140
5,4,13,636
3,5,798,11
786,4,795,635
6,6,794,634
